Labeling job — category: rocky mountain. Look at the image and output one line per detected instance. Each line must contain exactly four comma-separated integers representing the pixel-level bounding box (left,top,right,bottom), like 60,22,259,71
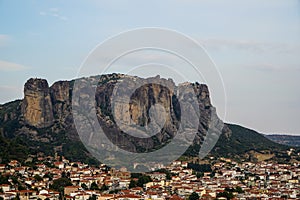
0,74,298,166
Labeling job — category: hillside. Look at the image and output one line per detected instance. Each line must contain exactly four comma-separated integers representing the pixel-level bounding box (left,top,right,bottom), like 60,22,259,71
210,124,297,162
215,124,288,155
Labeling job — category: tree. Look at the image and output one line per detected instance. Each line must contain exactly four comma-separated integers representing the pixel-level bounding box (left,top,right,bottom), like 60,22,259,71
235,186,244,194
166,173,171,180
0,174,9,184
130,173,142,179
100,184,109,191
109,189,120,194
217,191,234,200
18,185,26,191
44,161,54,168
187,163,212,172
129,180,137,188
88,195,97,200
34,174,43,182
137,175,152,187
10,176,19,184
72,163,78,167
81,183,88,190
61,171,66,178
43,173,53,181
196,172,204,178
90,182,99,190
50,177,72,193
13,194,20,200
189,192,199,200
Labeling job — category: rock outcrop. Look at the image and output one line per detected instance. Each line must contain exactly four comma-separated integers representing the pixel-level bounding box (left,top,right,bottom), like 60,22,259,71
21,78,54,128
50,81,71,122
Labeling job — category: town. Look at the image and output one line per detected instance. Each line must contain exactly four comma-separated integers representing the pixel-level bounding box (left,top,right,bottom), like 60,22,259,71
1,155,300,200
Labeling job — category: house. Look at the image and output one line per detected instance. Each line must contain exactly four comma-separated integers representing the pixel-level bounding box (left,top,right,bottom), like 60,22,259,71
64,186,80,196
168,194,183,200
8,160,19,167
110,170,130,179
39,193,55,200
117,194,143,200
19,190,37,200
0,192,16,200
14,167,26,175
97,194,115,200
54,162,65,169
177,186,193,196
201,193,214,200
65,195,74,200
130,187,143,194
39,189,60,197
171,161,181,166
147,172,166,181
119,179,130,189
0,184,10,193
74,192,91,200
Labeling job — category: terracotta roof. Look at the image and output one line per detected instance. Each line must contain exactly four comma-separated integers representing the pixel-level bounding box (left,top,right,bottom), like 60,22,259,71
169,194,183,200
19,190,35,193
117,194,141,198
65,186,80,189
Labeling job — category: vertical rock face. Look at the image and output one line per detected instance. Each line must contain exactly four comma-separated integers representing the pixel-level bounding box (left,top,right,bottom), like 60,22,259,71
50,81,70,102
21,78,54,128
50,81,71,121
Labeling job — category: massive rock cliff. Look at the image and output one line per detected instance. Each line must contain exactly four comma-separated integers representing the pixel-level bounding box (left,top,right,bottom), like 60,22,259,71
0,74,231,164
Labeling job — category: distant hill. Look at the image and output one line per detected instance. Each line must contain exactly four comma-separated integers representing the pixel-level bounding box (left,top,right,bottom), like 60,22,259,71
265,134,300,147
0,74,299,166
208,124,299,163
214,124,288,155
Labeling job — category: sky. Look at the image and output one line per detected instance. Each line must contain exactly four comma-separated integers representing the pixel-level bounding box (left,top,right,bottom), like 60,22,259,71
0,0,300,135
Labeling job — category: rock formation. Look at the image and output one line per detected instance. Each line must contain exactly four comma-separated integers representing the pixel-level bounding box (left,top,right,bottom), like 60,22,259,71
50,81,71,122
0,73,232,164
19,74,227,147
21,78,54,128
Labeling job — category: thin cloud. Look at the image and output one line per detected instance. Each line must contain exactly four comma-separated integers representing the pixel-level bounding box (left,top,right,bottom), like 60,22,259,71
0,60,28,71
49,7,59,12
200,38,300,55
39,7,68,21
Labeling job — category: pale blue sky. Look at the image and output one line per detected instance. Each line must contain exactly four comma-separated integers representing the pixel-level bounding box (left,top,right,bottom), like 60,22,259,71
0,0,300,134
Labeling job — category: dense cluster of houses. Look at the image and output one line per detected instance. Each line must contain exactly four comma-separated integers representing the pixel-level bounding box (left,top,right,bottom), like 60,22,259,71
0,156,300,200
